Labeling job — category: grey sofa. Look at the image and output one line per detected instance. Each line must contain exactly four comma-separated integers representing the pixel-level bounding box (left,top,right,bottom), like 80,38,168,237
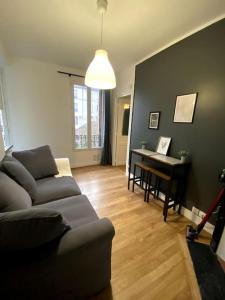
0,146,115,300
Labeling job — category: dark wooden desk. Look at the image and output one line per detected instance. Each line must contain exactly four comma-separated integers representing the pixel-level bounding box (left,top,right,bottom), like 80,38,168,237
128,148,190,221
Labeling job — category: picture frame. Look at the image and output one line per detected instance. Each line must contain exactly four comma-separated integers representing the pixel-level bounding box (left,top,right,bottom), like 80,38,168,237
173,93,198,123
156,136,171,155
149,111,160,129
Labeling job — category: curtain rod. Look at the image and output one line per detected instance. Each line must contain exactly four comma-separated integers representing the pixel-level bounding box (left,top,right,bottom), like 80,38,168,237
57,71,84,78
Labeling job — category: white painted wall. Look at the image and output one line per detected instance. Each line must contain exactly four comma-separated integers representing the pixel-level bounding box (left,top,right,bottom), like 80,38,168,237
112,65,135,166
4,57,102,168
0,41,9,68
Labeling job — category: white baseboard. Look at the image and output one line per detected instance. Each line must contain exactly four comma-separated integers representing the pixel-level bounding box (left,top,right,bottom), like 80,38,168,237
181,206,214,234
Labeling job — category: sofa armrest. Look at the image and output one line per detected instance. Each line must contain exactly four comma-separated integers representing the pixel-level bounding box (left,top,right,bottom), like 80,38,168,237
1,218,115,299
51,217,115,298
57,217,115,255
54,158,72,177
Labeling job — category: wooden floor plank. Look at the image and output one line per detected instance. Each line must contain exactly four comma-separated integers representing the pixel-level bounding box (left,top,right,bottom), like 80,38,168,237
73,166,209,300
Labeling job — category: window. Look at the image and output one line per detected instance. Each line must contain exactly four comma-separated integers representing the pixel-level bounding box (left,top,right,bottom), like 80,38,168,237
0,108,9,148
73,84,103,149
0,71,9,148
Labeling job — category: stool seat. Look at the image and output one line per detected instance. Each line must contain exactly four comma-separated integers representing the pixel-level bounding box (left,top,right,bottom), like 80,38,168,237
147,167,171,182
135,162,152,172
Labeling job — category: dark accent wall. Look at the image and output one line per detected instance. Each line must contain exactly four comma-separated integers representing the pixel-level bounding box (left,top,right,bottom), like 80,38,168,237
131,18,225,212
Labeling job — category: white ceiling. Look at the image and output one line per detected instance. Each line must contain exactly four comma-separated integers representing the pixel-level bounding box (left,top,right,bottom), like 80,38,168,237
0,0,225,71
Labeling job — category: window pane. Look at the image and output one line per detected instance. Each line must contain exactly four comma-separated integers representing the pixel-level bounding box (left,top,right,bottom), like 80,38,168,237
74,85,88,149
91,89,103,148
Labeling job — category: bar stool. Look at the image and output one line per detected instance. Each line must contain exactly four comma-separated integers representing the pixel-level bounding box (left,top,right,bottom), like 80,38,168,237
146,167,174,221
132,162,153,201
132,162,181,221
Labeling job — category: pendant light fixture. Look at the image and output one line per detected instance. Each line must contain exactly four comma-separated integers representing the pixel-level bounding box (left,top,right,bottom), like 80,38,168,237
85,0,116,90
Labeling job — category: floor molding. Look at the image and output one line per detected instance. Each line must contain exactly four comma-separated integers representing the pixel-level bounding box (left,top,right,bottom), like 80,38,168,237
181,206,214,235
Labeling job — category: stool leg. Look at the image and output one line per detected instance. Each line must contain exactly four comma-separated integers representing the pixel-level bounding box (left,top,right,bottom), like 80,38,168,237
144,171,149,202
147,172,152,202
163,180,172,222
157,179,161,198
128,168,130,190
154,176,159,198
132,164,136,192
163,199,168,222
141,169,144,188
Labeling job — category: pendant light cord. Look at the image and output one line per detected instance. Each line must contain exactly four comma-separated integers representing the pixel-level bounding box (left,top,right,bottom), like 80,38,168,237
100,12,103,49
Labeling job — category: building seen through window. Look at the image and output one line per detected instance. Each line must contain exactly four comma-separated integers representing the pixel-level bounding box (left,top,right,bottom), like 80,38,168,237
73,84,103,149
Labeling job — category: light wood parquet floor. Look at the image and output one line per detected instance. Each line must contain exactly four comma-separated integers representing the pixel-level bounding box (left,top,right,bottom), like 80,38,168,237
72,165,210,300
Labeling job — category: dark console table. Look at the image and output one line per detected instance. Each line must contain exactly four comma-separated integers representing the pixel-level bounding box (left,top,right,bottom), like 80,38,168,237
128,148,190,221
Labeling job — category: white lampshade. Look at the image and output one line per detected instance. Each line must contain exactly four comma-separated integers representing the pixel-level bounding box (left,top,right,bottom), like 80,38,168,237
85,49,116,90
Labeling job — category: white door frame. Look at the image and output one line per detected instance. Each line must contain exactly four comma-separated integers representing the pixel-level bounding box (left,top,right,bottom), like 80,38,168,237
114,95,131,166
112,91,134,171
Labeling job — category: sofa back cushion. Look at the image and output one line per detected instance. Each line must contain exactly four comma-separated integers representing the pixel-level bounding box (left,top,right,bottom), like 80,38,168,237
0,171,32,212
2,156,37,200
0,208,70,251
12,145,59,180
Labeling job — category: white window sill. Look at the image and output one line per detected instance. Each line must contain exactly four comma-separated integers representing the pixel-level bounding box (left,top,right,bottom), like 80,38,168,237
73,147,103,152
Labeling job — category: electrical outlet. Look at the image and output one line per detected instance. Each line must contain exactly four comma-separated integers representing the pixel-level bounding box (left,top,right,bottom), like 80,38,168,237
198,210,206,219
192,206,199,216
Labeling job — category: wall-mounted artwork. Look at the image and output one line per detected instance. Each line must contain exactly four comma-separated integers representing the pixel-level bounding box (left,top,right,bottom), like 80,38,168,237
149,111,160,129
173,93,197,123
156,136,171,155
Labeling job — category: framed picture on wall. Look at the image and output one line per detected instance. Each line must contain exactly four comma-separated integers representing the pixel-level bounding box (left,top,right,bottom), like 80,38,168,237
149,111,160,129
156,136,171,155
173,93,198,123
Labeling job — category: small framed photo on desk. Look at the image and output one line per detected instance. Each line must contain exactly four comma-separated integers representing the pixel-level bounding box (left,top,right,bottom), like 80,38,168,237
156,136,171,155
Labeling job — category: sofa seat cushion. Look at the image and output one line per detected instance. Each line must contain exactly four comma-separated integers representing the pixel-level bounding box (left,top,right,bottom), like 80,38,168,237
39,195,98,229
34,176,81,205
12,145,59,180
0,171,32,212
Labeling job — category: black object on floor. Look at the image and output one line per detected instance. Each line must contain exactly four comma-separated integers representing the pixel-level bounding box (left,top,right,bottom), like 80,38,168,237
187,241,225,300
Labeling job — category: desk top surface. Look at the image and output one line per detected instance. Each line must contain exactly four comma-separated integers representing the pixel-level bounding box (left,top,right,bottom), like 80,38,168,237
132,149,157,156
132,148,184,166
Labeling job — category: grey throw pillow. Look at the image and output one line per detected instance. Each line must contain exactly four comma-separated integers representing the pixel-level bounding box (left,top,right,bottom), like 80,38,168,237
13,145,59,180
0,171,32,212
0,208,70,251
2,156,37,200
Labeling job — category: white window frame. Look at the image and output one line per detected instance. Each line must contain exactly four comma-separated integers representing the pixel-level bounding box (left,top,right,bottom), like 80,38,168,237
0,70,10,149
71,77,103,151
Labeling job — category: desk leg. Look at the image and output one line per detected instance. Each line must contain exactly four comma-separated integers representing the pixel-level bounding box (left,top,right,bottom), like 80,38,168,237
178,177,186,214
176,165,189,214
163,169,174,222
163,183,171,222
128,150,132,190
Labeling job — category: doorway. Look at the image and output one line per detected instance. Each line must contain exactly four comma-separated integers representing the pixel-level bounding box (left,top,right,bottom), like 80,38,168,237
115,95,131,166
